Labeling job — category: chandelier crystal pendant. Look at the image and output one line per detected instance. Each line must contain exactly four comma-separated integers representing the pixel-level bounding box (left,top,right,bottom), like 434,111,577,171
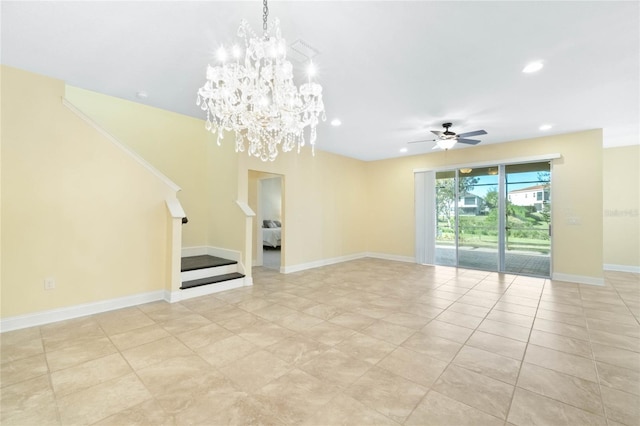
196,0,326,162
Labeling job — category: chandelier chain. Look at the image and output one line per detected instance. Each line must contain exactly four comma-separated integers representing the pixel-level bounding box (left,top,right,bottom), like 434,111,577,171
263,0,268,32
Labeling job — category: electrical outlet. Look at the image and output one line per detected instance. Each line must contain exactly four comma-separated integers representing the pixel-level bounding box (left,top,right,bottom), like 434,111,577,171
44,278,56,290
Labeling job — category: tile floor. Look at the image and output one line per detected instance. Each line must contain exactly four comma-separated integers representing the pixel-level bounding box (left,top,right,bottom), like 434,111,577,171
1,259,639,425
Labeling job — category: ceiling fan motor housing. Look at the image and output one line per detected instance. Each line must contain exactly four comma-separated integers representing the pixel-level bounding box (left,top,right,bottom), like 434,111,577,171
442,122,456,136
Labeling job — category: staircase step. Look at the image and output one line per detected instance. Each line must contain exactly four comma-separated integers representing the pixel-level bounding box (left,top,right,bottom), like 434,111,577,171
181,255,237,272
180,272,245,290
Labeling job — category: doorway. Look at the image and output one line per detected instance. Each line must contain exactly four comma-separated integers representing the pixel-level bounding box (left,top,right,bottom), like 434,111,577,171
421,161,551,277
256,175,283,271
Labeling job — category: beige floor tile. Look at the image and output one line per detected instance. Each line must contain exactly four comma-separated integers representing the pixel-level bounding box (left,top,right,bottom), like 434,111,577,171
417,295,454,309
237,321,296,347
300,348,371,388
524,344,597,382
46,336,118,372
41,319,106,352
274,311,325,332
303,303,344,320
253,368,337,424
0,337,44,364
0,353,49,388
535,308,586,327
382,312,432,329
399,302,443,318
584,308,638,325
432,364,514,420
252,303,299,321
532,317,589,341
538,300,584,315
200,304,247,322
109,324,170,351
346,366,428,423
378,347,448,387
361,320,416,345
589,329,640,352
587,318,640,339
174,322,234,350
499,295,540,308
234,297,273,312
215,311,265,332
517,362,603,415
335,332,397,364
596,361,640,396
265,334,330,365
401,331,463,363
0,327,41,348
421,320,474,343
529,329,593,358
478,318,531,342
600,385,640,426
302,321,356,346
94,307,155,335
508,387,606,425
0,375,56,424
50,353,131,397
405,390,504,426
57,373,151,425
456,294,498,308
591,343,640,372
446,302,491,318
486,309,535,328
327,311,377,330
302,392,398,425
136,354,238,413
93,399,176,426
436,310,483,329
493,301,537,316
453,345,521,384
195,335,258,368
466,330,527,360
222,350,292,392
121,336,192,370
159,313,211,335
143,304,193,323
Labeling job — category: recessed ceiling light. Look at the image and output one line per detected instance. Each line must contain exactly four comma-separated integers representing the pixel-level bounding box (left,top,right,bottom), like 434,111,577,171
539,124,552,131
330,119,342,127
522,61,544,73
400,147,408,153
136,91,148,99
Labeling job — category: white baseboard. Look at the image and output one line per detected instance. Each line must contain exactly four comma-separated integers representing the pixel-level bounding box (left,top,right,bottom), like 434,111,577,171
166,277,246,302
604,264,640,274
281,253,367,274
365,252,416,263
0,290,165,333
552,272,605,286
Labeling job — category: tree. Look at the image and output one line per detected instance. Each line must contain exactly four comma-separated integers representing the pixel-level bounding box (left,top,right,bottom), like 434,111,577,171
436,176,478,227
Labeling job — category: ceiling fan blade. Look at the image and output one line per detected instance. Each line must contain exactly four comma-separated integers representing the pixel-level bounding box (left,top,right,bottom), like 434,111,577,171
457,138,482,145
430,130,443,136
432,145,440,150
408,139,436,144
457,129,487,138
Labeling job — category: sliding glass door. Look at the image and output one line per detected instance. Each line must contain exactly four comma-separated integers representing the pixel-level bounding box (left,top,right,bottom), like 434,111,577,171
426,161,551,277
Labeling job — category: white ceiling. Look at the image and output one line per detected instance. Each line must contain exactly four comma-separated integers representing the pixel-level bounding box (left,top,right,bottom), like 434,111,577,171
2,1,638,161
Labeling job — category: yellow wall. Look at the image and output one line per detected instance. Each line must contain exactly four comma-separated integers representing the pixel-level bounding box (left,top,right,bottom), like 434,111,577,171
239,149,369,268
65,86,209,248
603,145,640,267
1,66,176,318
366,130,604,280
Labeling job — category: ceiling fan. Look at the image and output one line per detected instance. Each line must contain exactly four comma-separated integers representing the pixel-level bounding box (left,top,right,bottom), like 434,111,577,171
409,122,487,150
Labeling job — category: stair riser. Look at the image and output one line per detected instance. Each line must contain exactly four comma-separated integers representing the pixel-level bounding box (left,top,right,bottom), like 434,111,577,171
181,264,237,281
176,278,245,302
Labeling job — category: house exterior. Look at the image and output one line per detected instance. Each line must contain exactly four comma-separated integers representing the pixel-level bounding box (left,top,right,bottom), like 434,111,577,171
508,184,550,211
458,192,486,215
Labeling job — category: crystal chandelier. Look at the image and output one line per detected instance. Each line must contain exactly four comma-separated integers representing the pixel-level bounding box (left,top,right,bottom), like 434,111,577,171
196,0,326,162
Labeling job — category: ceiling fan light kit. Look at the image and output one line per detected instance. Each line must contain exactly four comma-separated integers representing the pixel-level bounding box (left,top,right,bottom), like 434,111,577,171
196,0,326,162
408,122,488,151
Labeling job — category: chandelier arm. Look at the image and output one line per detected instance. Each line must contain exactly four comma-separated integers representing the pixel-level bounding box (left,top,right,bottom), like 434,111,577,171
263,0,268,34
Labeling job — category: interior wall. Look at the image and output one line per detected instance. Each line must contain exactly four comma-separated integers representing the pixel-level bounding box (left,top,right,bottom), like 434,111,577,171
65,86,209,248
603,145,640,268
238,148,368,269
261,177,282,222
366,129,604,281
1,66,176,318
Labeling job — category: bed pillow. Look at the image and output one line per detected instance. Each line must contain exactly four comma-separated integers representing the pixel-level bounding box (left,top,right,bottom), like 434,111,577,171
274,220,281,227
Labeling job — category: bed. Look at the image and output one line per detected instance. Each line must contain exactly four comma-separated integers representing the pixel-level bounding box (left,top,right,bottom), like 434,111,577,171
262,220,281,248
